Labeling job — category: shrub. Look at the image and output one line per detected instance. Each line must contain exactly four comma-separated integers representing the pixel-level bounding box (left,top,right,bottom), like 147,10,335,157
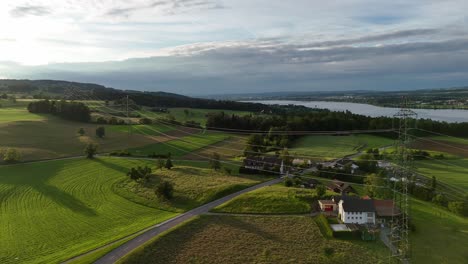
223,167,232,175
314,215,333,238
96,127,105,138
284,179,293,187
448,201,467,216
323,247,334,257
139,118,152,125
109,150,131,156
155,180,174,200
96,117,107,124
84,143,98,159
165,158,173,170
78,128,85,136
3,148,21,163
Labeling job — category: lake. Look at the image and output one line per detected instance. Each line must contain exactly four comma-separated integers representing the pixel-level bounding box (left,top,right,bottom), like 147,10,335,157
247,100,468,123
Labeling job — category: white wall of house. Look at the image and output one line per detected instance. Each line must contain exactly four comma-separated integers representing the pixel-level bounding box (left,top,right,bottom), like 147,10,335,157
338,200,375,224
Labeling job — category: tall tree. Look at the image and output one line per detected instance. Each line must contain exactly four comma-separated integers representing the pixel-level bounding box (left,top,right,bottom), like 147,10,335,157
165,158,173,170
84,143,98,159
210,152,221,170
96,127,105,138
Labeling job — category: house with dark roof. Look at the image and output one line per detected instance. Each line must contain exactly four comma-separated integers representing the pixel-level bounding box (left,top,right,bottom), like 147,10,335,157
243,156,283,171
338,197,376,224
327,180,355,194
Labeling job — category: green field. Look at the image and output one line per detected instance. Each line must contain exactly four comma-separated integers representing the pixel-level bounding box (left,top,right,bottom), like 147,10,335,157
120,215,388,264
414,159,468,190
289,134,394,160
0,107,44,123
128,133,230,157
0,157,178,263
0,114,159,161
347,176,468,264
140,107,252,126
213,184,332,214
115,165,263,212
0,157,261,263
108,124,174,136
429,136,468,145
411,199,468,264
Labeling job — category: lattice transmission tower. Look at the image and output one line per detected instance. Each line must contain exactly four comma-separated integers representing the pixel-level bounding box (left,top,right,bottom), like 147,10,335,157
391,98,417,263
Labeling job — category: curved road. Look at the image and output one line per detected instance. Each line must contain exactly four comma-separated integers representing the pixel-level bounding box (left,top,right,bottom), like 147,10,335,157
93,177,282,264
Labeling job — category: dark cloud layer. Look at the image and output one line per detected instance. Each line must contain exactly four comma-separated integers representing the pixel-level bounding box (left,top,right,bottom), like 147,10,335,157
2,28,468,95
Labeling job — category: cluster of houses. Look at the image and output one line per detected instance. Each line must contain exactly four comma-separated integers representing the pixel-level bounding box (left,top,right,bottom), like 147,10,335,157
319,195,400,225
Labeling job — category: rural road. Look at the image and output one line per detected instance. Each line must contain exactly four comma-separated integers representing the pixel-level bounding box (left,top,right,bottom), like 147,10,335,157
92,177,282,264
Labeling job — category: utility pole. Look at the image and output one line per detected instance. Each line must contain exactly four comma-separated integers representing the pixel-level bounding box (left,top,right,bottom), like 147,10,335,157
126,95,130,150
391,97,417,263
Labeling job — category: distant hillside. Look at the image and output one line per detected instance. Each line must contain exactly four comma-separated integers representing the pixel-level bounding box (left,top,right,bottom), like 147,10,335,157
0,79,270,112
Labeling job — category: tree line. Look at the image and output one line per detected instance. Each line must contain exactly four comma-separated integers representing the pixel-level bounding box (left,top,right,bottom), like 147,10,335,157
27,100,91,122
206,110,468,137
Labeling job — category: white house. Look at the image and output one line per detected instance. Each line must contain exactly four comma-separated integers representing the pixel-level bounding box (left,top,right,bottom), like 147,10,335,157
338,198,376,224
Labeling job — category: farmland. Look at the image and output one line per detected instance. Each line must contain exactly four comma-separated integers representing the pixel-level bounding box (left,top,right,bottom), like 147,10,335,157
0,158,176,263
411,199,468,264
0,107,44,123
289,134,394,160
213,184,331,214
120,215,388,264
0,115,156,161
0,157,261,264
128,132,231,157
414,159,468,190
140,107,252,126
114,165,263,212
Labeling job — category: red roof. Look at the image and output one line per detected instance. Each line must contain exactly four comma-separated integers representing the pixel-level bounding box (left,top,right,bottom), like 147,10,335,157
373,200,400,217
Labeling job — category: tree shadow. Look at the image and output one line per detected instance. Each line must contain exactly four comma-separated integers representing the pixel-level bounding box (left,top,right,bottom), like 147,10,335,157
91,157,133,173
0,160,97,216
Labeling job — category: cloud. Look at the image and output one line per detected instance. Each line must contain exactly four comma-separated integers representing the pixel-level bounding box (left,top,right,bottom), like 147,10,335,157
105,0,223,17
4,34,468,95
10,4,51,17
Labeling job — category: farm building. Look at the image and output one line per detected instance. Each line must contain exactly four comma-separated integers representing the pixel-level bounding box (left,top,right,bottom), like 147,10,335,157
243,156,282,171
318,200,337,212
327,180,355,194
338,198,376,224
373,200,400,224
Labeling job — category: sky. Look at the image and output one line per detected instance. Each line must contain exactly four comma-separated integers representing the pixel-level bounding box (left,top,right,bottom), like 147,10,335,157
1,0,468,95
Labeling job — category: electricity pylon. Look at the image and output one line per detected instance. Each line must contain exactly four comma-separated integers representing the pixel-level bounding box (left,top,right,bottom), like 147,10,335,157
391,98,417,263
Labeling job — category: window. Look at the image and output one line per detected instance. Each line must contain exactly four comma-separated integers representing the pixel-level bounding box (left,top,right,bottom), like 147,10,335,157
367,212,374,217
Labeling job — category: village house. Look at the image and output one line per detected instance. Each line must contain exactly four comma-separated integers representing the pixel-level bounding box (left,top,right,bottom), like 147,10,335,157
318,195,397,225
338,197,376,224
327,180,355,194
243,156,283,171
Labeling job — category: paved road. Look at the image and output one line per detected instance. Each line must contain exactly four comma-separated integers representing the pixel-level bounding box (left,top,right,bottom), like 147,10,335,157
93,177,282,264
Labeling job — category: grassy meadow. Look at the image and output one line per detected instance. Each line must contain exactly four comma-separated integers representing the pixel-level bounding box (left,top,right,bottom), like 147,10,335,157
411,199,468,264
128,132,230,157
414,158,468,190
140,107,252,126
213,184,332,214
0,115,158,161
0,157,262,263
0,107,44,123
0,157,177,263
114,165,263,212
119,215,388,264
289,134,394,160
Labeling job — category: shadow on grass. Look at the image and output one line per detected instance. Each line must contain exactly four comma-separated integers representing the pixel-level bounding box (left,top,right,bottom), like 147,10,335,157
0,160,97,216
